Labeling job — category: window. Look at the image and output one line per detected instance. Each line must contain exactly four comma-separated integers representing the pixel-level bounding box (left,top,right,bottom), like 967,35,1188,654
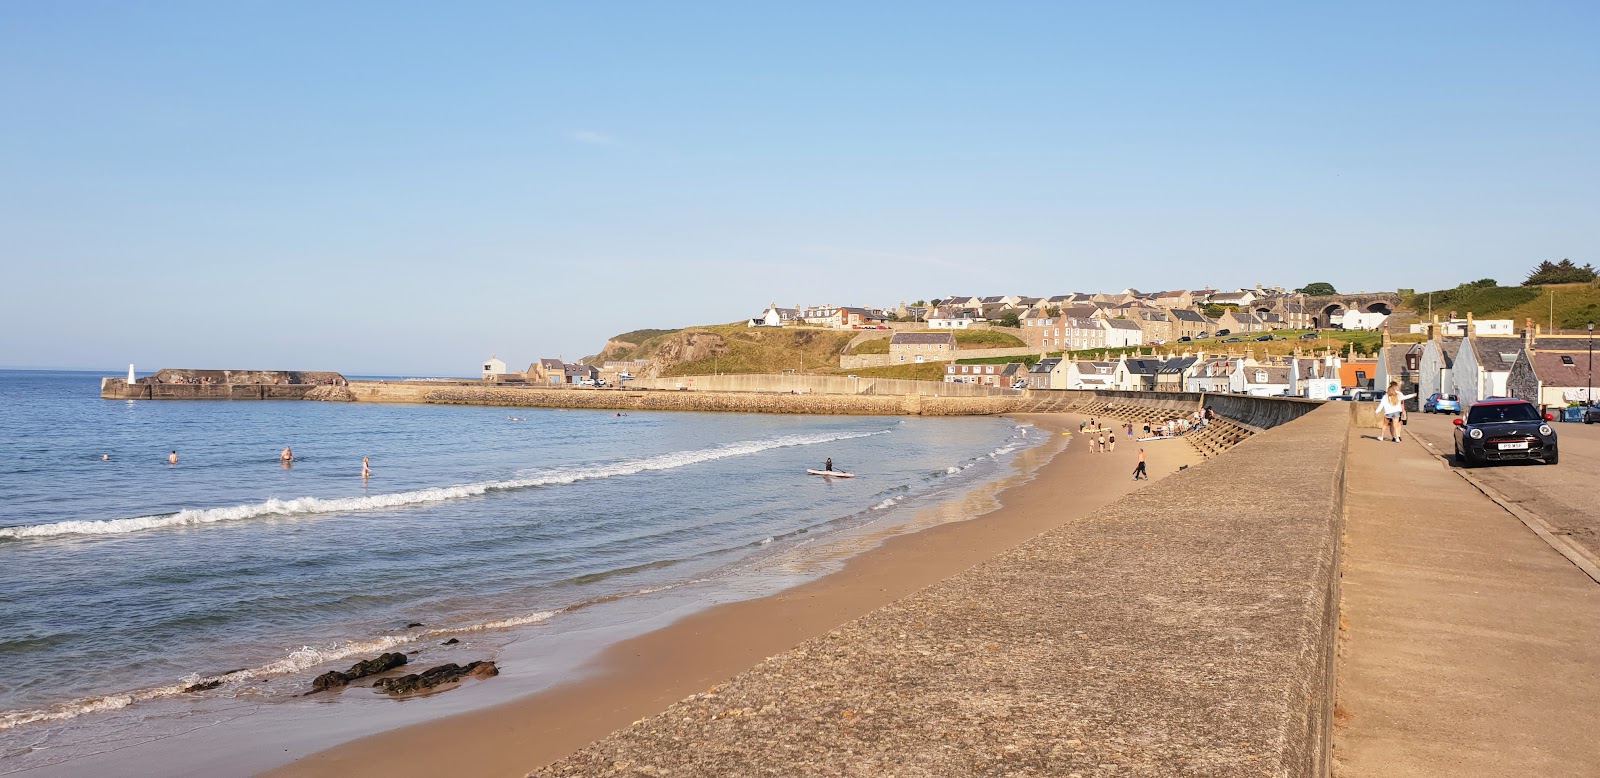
1562,355,1575,366
914,355,925,363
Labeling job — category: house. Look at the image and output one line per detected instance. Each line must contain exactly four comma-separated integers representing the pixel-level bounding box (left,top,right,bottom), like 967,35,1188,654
889,332,957,364
1288,355,1341,399
944,362,1025,387
1340,311,1389,331
1218,309,1265,333
1150,290,1194,310
1060,316,1106,352
1019,310,1065,350
1450,336,1524,407
1110,355,1166,391
1129,309,1175,343
1102,317,1145,348
836,307,886,328
1337,359,1379,390
1408,318,1516,337
927,307,981,329
1155,356,1197,392
481,355,508,380
749,303,799,327
1256,311,1288,330
1508,349,1596,407
530,358,566,385
798,306,839,325
1417,336,1463,402
1211,290,1258,307
1186,357,1237,393
1065,360,1118,390
1258,296,1313,329
1169,308,1209,339
563,363,600,384
1024,357,1063,390
1232,363,1291,396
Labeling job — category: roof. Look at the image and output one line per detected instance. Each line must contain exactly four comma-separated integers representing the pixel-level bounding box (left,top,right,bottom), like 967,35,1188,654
1469,337,1525,372
1170,309,1207,322
1525,351,1596,387
1123,358,1165,375
539,358,564,369
1428,336,1463,368
1246,366,1292,384
890,332,957,346
1103,318,1142,330
1030,357,1063,373
1158,357,1197,374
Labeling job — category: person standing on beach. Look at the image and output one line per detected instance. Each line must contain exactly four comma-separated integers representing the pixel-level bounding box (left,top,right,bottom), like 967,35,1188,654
1097,430,1107,453
1108,430,1116,453
362,456,371,480
1132,449,1147,480
1376,381,1415,442
168,451,178,465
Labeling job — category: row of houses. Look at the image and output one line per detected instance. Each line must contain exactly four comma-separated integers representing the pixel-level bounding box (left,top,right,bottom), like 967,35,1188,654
1382,315,1596,410
1016,348,1377,398
481,355,652,385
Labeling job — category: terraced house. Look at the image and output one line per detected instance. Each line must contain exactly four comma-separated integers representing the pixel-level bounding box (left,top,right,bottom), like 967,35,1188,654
888,331,957,364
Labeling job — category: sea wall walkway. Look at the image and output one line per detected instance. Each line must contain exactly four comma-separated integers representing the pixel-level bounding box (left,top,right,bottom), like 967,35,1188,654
535,403,1351,776
1334,425,1600,775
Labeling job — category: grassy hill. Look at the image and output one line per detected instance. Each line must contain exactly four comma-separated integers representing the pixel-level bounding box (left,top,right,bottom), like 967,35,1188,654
1495,283,1600,331
596,323,858,377
848,328,1026,355
1399,280,1600,332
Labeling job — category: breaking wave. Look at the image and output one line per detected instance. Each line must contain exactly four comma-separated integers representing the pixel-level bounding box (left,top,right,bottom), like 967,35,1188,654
0,429,891,541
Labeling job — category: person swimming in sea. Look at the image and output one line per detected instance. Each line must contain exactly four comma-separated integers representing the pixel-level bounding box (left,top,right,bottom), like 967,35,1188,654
168,451,178,465
361,456,371,480
280,446,294,464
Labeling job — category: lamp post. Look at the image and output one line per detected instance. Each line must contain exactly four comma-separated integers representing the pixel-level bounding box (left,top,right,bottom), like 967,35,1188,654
1589,321,1594,407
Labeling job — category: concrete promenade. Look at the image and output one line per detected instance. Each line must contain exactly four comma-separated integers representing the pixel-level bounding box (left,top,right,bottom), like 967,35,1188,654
535,405,1350,776
1335,427,1600,776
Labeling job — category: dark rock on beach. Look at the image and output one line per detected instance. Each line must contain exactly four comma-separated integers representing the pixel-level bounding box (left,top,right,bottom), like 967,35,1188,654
406,622,424,628
183,679,224,693
442,638,459,645
373,661,498,696
308,652,409,693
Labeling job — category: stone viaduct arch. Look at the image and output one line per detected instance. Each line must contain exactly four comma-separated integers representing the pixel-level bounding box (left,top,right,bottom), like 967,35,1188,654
1301,293,1402,329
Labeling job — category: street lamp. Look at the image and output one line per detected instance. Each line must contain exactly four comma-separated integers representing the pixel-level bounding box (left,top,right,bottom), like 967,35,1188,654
1588,321,1594,408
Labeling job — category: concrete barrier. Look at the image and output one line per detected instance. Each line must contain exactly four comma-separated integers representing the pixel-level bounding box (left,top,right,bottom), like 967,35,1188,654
536,403,1351,777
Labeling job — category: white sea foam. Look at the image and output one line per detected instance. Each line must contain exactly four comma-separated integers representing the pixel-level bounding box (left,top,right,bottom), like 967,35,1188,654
0,607,570,732
0,429,891,541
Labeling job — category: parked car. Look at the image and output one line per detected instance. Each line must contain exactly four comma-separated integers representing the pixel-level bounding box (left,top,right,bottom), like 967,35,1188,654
1177,336,1193,342
1011,379,1028,389
1585,405,1600,424
1222,337,1242,342
1216,328,1231,336
1349,389,1382,402
1254,334,1274,341
1453,398,1557,467
1423,392,1462,414
1326,393,1354,401
1196,331,1209,339
1299,332,1319,339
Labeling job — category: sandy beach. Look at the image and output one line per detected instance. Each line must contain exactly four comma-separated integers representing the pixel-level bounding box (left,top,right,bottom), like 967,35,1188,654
269,413,1200,778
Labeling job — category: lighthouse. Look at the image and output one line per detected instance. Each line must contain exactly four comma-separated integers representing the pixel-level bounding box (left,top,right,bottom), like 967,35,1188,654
127,364,135,384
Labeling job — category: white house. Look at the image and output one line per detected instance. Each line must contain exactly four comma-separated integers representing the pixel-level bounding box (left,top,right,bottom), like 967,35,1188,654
1416,336,1462,402
1408,318,1516,337
927,307,980,329
1064,359,1117,390
481,355,508,379
1230,363,1291,396
1340,311,1390,331
1450,336,1523,407
1185,358,1236,393
1101,318,1145,348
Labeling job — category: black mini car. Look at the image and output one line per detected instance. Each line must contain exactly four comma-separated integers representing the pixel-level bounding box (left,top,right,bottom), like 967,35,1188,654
1453,398,1558,467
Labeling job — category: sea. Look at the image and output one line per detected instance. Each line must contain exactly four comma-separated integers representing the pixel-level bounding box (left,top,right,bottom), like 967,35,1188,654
0,370,1046,774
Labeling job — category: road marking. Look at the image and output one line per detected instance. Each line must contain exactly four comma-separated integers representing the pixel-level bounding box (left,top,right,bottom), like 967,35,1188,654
1410,437,1600,585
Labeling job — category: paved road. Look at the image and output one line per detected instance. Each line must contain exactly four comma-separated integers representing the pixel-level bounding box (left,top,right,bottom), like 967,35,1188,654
1336,424,1600,776
1404,411,1600,564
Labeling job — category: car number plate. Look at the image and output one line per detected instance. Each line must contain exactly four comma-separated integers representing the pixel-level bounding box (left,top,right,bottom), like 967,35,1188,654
1498,442,1529,450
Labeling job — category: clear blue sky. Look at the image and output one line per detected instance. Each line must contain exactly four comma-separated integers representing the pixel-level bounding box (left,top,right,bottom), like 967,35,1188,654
2,1,1595,375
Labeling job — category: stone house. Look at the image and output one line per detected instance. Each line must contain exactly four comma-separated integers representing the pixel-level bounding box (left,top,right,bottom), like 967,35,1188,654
1127,309,1175,343
1508,350,1595,407
1375,334,1424,409
1450,336,1524,407
1218,309,1265,333
530,358,566,385
1063,316,1107,352
1416,336,1463,402
1024,357,1062,390
1186,358,1237,393
1169,309,1209,339
1155,356,1197,392
1018,309,1064,350
1259,296,1312,329
889,332,957,364
1150,290,1194,310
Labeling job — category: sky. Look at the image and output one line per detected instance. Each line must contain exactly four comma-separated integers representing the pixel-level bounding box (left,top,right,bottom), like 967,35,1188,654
2,1,1596,375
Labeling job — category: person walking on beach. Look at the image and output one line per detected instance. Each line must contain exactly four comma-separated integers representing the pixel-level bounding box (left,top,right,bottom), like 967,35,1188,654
361,456,371,480
1107,430,1116,453
1376,381,1415,442
1097,430,1107,453
168,450,178,465
1132,449,1147,480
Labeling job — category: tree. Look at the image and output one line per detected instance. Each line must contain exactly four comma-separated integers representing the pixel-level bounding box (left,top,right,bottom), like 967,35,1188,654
1045,305,1062,317
996,310,1021,328
1525,258,1597,285
912,299,926,307
1296,282,1338,296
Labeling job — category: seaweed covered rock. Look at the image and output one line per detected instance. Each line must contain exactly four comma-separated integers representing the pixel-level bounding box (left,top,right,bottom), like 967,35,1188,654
309,652,409,693
373,661,498,695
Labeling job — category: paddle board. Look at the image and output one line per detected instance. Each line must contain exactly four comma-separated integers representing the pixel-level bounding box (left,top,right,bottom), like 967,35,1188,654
807,469,854,478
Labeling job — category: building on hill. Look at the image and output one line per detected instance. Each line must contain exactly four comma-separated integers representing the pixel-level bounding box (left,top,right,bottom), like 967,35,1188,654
1101,317,1144,348
1219,309,1265,333
1128,309,1175,343
1169,308,1209,339
1019,309,1064,350
1150,290,1194,310
1408,318,1515,337
749,303,799,327
1211,290,1258,307
927,306,981,329
1063,315,1107,351
889,332,956,364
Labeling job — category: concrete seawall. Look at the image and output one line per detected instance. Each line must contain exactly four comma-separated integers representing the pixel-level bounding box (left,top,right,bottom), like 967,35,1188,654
348,382,1024,416
538,403,1351,776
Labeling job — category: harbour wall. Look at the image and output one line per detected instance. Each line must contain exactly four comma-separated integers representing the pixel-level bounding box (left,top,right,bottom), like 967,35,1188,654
626,373,1016,397
346,382,1019,416
537,401,1351,776
101,377,335,401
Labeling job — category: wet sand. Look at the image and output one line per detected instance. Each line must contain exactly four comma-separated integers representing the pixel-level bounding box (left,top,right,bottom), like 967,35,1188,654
269,414,1199,778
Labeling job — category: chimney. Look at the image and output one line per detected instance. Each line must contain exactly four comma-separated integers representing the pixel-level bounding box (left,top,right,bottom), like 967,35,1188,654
1381,329,1392,351
1430,312,1441,340
1465,311,1475,336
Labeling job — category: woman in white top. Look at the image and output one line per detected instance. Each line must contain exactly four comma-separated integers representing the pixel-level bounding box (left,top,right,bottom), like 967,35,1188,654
1375,381,1415,442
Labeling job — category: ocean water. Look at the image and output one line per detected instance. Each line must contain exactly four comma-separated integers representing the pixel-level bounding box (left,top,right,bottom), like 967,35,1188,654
0,370,1038,768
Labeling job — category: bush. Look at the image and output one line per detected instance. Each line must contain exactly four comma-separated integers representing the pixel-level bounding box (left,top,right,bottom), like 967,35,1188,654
1297,282,1337,295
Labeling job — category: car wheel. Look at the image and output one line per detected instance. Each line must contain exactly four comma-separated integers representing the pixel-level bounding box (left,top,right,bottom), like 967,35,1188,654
1546,449,1559,465
1457,446,1476,468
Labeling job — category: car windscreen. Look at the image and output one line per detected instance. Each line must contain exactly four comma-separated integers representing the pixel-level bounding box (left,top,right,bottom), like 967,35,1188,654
1441,394,1457,400
1466,403,1540,424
